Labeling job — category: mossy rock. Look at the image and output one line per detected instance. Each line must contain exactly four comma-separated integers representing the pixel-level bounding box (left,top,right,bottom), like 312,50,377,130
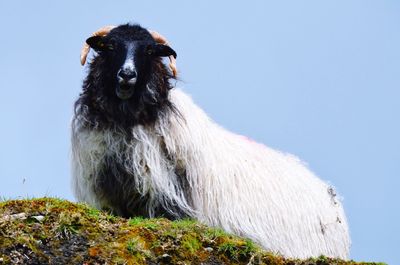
0,198,384,265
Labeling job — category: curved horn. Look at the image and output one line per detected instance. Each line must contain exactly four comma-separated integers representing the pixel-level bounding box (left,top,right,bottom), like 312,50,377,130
80,25,116,65
149,30,178,77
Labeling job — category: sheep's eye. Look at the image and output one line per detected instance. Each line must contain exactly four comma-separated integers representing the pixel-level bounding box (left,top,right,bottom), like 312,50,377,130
107,44,114,51
146,46,154,55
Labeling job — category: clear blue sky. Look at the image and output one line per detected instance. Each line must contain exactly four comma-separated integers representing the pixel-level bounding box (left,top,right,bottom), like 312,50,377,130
0,1,398,264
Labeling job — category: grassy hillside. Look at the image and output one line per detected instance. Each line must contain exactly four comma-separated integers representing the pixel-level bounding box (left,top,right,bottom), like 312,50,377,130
0,198,384,265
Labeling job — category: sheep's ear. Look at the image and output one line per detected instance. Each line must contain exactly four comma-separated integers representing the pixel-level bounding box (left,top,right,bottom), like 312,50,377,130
86,36,108,51
153,44,177,59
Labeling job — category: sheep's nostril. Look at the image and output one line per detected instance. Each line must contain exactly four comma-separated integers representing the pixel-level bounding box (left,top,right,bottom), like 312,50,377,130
119,85,131,91
118,69,137,82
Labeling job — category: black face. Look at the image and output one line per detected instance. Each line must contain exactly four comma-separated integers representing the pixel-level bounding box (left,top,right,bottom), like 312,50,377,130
78,24,178,129
86,28,176,100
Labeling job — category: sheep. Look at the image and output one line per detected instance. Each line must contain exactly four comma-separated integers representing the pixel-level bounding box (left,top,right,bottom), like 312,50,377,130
71,23,351,259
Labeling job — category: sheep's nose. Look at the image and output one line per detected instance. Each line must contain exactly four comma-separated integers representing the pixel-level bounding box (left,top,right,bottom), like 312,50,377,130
117,69,137,82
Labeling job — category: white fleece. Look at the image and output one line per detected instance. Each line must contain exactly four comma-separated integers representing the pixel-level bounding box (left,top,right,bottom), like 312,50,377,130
71,88,350,259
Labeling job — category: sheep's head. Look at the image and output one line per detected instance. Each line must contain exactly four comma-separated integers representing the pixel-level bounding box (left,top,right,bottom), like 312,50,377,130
79,24,178,128
83,24,176,100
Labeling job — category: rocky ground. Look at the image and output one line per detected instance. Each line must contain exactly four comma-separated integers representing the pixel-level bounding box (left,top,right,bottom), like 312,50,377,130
0,198,385,265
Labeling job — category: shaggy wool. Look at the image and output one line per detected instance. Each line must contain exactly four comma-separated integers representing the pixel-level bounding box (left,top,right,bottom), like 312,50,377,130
72,88,350,259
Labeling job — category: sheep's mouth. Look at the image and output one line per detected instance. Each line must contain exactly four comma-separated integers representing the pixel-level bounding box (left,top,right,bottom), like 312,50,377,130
116,84,135,100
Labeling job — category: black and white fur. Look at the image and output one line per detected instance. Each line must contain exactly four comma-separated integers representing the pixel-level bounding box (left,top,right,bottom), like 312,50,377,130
72,24,350,259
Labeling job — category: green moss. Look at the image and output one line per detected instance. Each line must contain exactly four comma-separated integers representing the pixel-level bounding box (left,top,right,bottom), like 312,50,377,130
171,218,197,229
126,237,140,254
128,216,145,226
0,198,385,265
181,234,201,253
85,207,101,219
128,217,159,231
218,241,240,260
242,239,258,255
142,221,160,231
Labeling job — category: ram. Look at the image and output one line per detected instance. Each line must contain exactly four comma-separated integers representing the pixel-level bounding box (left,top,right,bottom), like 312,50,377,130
72,23,350,259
